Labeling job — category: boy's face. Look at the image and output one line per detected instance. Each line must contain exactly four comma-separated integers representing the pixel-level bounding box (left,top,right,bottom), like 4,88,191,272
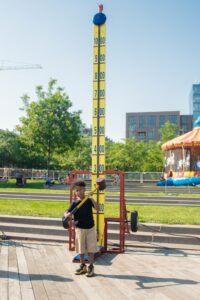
75,186,85,199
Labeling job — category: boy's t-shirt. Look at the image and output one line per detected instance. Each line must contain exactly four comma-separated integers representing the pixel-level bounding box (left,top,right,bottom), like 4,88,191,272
67,198,94,229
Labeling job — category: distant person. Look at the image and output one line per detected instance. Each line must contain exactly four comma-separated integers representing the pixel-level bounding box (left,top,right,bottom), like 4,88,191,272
159,175,165,181
58,175,65,184
167,170,173,178
66,173,71,185
194,156,200,171
45,177,54,188
16,174,25,187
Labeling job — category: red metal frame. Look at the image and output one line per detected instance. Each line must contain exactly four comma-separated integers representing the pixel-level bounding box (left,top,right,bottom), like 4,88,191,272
103,170,125,253
68,170,126,253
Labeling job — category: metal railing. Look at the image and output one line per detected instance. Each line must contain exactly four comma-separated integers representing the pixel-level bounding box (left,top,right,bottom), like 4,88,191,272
0,168,162,182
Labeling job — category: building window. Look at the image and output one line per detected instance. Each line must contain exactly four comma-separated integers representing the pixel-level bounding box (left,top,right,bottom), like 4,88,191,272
168,115,177,124
137,132,146,139
159,115,166,127
193,86,200,93
148,131,155,139
139,116,145,128
181,125,187,133
147,116,156,128
128,128,136,138
193,95,200,100
128,116,137,130
194,103,200,111
181,116,187,125
194,112,199,121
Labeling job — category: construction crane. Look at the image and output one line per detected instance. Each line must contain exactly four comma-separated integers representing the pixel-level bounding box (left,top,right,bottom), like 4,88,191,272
0,61,42,71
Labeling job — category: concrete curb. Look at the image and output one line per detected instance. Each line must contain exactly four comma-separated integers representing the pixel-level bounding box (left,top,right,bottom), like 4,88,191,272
0,215,199,250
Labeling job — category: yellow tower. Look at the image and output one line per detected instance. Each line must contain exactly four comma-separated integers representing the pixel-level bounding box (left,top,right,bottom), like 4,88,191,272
92,4,106,248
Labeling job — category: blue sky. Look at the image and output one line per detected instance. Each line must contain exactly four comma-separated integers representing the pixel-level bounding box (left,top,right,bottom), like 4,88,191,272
1,0,200,141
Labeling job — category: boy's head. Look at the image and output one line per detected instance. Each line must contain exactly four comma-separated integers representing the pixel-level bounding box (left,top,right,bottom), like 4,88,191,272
73,180,86,188
73,180,86,199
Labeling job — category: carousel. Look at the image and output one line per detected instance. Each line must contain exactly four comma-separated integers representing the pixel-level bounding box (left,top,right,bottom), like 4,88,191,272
157,117,200,186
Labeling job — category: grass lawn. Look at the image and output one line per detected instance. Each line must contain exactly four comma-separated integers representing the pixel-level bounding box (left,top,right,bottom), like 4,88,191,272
0,180,200,225
0,179,45,189
0,179,67,193
125,192,200,198
0,199,199,225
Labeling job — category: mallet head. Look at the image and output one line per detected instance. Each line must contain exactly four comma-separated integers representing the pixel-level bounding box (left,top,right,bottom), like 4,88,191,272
96,178,106,190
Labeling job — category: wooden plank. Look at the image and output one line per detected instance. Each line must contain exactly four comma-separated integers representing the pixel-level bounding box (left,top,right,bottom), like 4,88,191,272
96,253,150,300
23,243,48,300
56,244,131,300
2,240,200,300
42,242,78,300
154,253,200,300
118,249,179,298
16,243,35,300
47,244,200,300
30,241,63,300
0,241,9,300
55,244,104,300
38,242,76,300
8,241,21,300
58,247,106,300
122,247,200,300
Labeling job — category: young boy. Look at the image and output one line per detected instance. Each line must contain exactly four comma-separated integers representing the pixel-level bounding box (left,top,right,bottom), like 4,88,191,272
64,180,98,277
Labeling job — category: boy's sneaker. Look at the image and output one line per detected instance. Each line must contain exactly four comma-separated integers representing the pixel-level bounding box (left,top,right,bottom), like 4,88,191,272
75,263,87,275
86,264,94,277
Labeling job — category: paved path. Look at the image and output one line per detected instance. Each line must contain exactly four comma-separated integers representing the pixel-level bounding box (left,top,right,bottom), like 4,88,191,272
0,191,200,206
0,240,200,299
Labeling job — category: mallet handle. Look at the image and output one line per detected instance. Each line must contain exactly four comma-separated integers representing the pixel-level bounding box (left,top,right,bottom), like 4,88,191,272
69,186,98,215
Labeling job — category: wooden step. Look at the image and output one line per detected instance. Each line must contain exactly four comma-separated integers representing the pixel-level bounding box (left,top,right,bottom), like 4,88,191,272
0,215,199,248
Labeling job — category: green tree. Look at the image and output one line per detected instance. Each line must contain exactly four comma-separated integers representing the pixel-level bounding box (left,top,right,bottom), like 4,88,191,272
142,141,164,172
106,139,147,171
159,121,179,144
55,134,92,170
106,138,164,172
106,141,126,170
0,129,20,167
0,129,48,169
16,79,82,174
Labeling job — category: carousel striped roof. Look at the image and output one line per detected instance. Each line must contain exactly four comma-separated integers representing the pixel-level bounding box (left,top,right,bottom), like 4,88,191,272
161,117,200,150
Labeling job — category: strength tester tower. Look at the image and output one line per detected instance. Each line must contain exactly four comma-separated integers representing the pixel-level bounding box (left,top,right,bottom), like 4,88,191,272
92,4,106,247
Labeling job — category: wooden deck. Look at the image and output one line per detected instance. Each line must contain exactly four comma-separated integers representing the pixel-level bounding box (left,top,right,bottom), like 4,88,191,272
0,240,200,300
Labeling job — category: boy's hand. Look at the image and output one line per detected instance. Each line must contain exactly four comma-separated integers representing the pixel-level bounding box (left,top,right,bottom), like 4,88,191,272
64,211,70,218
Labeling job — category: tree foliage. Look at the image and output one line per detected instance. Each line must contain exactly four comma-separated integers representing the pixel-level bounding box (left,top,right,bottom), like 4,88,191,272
106,138,163,172
0,129,20,167
16,79,82,173
54,135,92,170
159,121,179,144
0,130,164,172
0,77,175,172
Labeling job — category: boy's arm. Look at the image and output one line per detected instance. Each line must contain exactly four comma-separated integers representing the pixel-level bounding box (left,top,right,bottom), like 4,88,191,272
63,202,76,218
